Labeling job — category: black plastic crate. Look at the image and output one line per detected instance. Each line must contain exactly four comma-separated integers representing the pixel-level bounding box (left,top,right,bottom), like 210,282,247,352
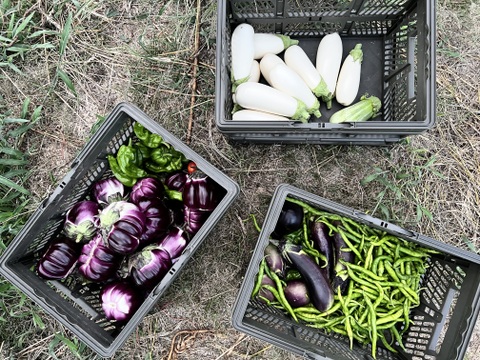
232,184,480,360
215,0,436,143
0,102,240,357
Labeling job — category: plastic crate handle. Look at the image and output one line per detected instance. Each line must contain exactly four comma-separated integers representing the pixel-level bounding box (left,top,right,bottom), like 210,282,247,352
354,211,416,239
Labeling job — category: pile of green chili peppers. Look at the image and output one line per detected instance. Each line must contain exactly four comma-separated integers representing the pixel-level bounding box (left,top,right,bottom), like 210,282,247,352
254,197,436,359
107,122,187,187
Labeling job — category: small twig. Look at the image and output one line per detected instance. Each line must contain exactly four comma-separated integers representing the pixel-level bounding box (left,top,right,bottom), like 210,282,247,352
186,0,202,145
214,334,247,360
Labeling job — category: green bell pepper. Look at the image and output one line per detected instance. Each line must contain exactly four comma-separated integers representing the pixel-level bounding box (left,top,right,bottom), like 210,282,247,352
107,155,138,187
133,122,164,148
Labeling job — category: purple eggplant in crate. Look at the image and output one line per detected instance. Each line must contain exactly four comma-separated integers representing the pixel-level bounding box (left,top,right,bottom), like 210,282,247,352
182,167,219,235
136,198,173,245
37,237,81,280
157,226,188,261
129,177,165,204
63,200,99,243
98,201,146,255
101,281,142,323
127,244,172,291
78,233,123,282
92,177,126,207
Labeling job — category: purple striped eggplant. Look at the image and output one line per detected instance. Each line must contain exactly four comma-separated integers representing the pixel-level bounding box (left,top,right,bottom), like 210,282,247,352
127,244,172,291
37,237,81,280
136,198,173,245
157,226,188,261
129,177,165,204
164,170,188,192
98,201,146,255
182,171,219,235
78,233,123,282
92,177,125,207
63,200,99,243
101,281,142,322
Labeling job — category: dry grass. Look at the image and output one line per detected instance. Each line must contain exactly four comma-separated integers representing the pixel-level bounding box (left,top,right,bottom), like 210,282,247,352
1,0,480,359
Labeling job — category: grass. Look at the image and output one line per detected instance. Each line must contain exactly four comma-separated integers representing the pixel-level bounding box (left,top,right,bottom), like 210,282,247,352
0,0,479,359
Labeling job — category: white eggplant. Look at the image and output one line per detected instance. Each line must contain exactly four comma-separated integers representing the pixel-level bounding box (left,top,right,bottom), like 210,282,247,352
234,82,310,123
259,53,285,86
231,23,255,89
316,32,343,109
335,44,363,106
232,109,290,121
284,45,330,100
253,33,299,60
248,60,261,83
269,63,321,118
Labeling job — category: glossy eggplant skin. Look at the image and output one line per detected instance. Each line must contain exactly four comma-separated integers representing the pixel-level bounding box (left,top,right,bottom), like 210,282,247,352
281,243,333,312
331,230,355,295
164,170,188,192
128,245,172,291
182,172,219,235
272,201,304,239
37,237,81,280
101,281,142,323
264,243,284,278
136,198,172,245
310,221,335,282
78,234,123,282
284,280,310,308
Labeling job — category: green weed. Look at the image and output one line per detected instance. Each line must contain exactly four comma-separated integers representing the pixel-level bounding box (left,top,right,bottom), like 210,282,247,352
361,145,445,225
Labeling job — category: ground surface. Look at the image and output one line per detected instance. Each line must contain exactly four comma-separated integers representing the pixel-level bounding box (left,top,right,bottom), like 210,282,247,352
1,0,480,359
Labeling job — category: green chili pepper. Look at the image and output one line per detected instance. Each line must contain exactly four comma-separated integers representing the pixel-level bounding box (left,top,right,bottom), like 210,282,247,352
133,122,164,148
263,283,297,322
107,155,137,187
251,259,266,299
364,296,377,359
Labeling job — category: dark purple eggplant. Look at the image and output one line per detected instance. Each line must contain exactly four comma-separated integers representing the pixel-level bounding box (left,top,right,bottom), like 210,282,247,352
78,233,123,282
331,227,355,295
127,244,172,291
37,237,81,280
256,275,275,303
310,221,335,282
157,226,188,261
164,170,188,192
264,243,284,278
284,280,310,308
129,177,165,204
280,243,333,312
272,201,304,239
182,171,219,235
98,201,146,255
136,198,172,245
101,281,142,322
165,199,184,226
